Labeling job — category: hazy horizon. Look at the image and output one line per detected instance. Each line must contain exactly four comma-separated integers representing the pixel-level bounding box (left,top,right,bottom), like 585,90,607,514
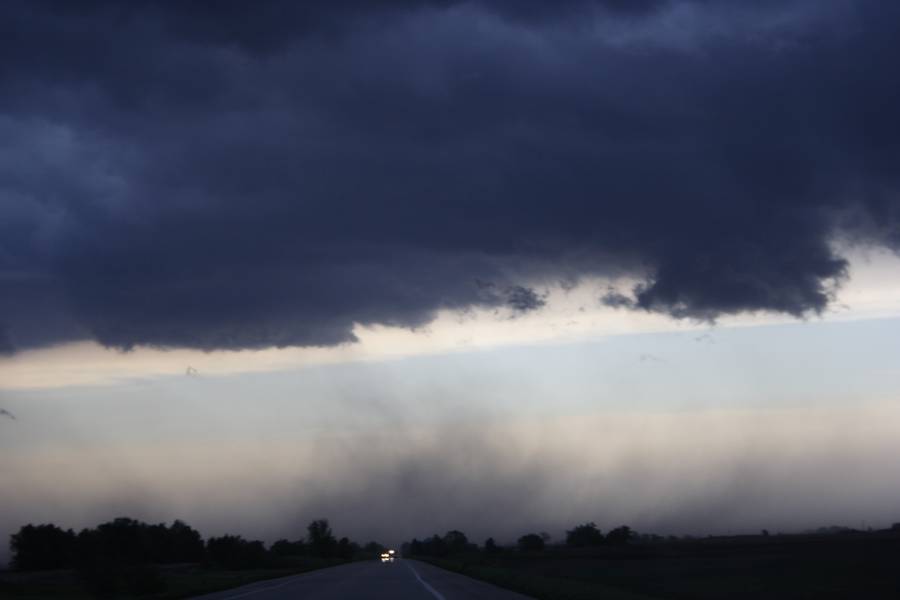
3,315,900,565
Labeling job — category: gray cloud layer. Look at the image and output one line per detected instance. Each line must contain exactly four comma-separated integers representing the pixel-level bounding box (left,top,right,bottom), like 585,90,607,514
4,400,900,563
1,0,899,351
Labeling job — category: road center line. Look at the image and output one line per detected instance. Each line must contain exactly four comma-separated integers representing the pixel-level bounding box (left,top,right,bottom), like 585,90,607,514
406,561,446,600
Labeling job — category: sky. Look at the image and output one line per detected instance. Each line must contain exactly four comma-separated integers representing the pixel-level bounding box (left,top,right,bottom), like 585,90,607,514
1,0,900,564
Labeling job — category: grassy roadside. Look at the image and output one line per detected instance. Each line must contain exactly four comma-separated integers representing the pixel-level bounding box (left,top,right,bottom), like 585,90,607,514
411,530,900,600
0,558,354,599
412,556,659,600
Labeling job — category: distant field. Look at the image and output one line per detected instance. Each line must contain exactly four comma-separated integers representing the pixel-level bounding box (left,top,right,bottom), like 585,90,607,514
415,530,900,600
0,558,348,599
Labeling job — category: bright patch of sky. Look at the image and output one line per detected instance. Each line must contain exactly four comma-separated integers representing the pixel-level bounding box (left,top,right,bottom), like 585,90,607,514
1,245,898,391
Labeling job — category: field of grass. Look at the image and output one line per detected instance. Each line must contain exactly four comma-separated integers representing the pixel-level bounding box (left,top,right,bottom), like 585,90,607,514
415,529,900,599
0,557,348,599
418,557,657,600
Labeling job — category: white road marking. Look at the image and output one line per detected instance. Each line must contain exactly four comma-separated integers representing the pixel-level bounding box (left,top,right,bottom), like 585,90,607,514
406,561,446,600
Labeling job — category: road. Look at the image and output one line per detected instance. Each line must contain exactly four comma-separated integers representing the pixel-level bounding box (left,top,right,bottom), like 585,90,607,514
191,559,534,600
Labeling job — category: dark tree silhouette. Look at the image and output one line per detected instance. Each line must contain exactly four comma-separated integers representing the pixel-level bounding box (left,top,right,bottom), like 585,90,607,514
8,513,361,593
337,536,357,560
606,525,634,546
74,518,168,595
402,530,475,557
517,533,545,552
307,519,337,558
9,515,207,593
166,520,205,562
10,524,76,571
484,537,500,554
71,517,205,566
427,534,447,557
443,530,470,554
566,522,605,547
78,518,148,564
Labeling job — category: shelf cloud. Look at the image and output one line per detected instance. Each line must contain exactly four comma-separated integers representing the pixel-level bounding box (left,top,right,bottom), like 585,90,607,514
1,0,898,352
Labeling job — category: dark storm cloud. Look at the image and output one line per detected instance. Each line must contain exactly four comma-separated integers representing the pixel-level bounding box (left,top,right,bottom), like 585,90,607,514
601,289,635,310
1,0,899,352
504,286,547,313
476,280,547,313
0,325,13,355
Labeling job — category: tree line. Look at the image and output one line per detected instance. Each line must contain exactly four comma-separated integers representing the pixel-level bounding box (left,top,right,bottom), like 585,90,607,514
9,517,383,595
403,522,636,557
10,517,382,571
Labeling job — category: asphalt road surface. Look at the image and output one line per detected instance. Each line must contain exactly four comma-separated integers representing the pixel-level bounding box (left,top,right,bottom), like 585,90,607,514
191,559,534,600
